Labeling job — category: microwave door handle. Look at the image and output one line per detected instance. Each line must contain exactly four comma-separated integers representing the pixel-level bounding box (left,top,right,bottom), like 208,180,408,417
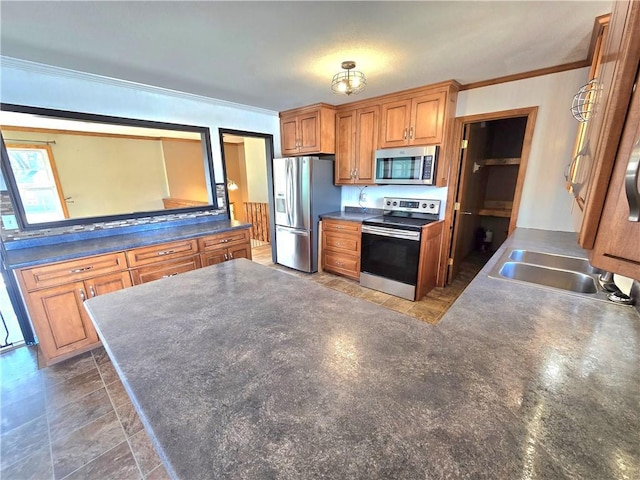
625,138,640,221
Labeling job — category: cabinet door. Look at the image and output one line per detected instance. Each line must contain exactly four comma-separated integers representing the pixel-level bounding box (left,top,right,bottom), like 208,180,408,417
335,110,356,184
298,111,320,153
130,255,202,285
85,271,132,298
410,92,446,145
27,281,99,361
227,244,252,261
200,249,228,267
380,99,411,148
590,65,640,278
281,115,299,155
354,106,380,184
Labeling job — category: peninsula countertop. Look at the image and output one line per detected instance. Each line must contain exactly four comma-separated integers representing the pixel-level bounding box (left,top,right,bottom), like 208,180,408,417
84,228,640,479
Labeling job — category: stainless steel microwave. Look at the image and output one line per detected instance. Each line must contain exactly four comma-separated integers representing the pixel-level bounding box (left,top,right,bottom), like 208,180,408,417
374,146,438,185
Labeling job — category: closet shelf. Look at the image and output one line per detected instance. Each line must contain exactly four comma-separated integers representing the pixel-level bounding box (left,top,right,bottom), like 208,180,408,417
478,208,512,218
479,157,521,166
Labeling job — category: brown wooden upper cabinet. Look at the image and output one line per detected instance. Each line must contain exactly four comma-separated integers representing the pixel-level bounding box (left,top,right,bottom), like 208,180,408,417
380,91,446,148
335,105,380,185
279,104,336,155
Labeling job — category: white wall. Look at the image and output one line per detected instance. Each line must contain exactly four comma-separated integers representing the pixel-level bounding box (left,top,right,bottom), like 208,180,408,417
343,68,588,232
244,137,269,203
0,57,281,189
456,68,588,232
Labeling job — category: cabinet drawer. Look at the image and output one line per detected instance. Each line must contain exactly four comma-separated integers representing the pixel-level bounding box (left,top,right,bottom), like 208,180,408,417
20,252,127,291
198,229,250,252
126,239,198,267
323,219,361,234
323,231,361,254
323,251,360,280
130,255,202,285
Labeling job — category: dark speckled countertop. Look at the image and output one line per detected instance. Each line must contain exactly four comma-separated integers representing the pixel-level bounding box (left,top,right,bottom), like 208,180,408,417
3,219,251,269
320,207,384,223
84,228,640,479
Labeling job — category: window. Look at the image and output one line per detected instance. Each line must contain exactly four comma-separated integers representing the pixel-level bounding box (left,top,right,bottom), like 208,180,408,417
6,144,68,223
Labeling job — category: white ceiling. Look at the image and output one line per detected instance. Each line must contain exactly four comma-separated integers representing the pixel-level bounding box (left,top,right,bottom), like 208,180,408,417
0,1,612,112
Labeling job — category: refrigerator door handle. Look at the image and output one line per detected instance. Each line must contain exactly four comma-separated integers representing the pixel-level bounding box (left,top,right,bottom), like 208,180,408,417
276,226,309,236
285,159,293,226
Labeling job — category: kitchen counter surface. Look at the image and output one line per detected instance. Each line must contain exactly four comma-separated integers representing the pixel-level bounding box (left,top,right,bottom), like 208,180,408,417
85,228,639,479
320,208,383,222
3,219,251,269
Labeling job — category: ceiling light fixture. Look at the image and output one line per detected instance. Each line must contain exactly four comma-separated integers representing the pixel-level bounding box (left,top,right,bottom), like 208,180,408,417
331,61,366,96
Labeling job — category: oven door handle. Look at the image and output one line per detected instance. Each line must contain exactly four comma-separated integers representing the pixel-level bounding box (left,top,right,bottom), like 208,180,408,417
362,225,421,241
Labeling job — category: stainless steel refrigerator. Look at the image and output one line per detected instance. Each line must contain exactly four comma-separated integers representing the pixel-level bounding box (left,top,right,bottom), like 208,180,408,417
273,156,341,272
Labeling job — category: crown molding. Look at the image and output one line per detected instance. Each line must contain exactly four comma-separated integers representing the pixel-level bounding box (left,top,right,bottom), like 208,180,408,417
0,56,277,116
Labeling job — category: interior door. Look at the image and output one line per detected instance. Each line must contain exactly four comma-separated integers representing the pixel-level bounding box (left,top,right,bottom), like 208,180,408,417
447,123,486,283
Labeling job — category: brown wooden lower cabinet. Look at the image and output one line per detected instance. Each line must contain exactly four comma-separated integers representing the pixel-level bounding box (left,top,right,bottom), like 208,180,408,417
16,226,252,366
321,219,362,280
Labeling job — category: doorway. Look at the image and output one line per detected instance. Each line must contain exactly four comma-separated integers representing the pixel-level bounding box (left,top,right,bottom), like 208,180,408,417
219,130,275,263
443,107,537,284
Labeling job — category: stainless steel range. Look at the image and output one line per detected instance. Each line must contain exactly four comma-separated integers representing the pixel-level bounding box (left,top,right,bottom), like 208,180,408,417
360,197,441,300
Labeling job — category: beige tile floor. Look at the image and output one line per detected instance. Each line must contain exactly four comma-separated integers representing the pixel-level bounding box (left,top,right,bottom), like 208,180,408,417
0,347,169,480
0,245,484,479
252,244,486,324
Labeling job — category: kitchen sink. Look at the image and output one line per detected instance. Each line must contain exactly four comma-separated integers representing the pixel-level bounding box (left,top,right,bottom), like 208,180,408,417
498,262,599,293
488,248,611,301
508,250,602,275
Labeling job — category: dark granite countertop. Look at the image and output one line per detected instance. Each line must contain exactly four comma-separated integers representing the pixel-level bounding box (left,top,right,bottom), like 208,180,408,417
4,219,251,269
84,228,640,479
320,206,384,223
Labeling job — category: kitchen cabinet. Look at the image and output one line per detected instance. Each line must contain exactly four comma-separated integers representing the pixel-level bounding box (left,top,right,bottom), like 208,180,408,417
416,221,444,300
335,105,380,185
279,104,336,155
590,59,640,279
379,91,446,148
198,228,252,266
17,252,130,366
321,219,361,280
573,0,640,256
127,239,200,285
15,225,252,366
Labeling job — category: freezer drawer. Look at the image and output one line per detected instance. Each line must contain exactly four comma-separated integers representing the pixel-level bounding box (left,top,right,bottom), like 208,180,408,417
276,226,312,272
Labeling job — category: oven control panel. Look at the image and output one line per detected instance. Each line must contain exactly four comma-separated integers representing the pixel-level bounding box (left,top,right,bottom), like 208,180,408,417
383,197,441,215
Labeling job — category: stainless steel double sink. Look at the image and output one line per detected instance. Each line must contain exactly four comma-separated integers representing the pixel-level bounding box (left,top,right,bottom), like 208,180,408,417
488,248,609,300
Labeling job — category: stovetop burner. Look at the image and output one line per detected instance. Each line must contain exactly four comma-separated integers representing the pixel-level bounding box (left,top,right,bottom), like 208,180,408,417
363,197,441,230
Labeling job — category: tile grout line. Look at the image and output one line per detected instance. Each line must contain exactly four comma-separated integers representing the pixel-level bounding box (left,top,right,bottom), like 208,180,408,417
43,371,56,480
94,349,147,479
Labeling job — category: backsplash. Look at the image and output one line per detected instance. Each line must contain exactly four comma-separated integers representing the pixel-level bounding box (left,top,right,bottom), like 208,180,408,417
1,203,226,248
341,184,448,217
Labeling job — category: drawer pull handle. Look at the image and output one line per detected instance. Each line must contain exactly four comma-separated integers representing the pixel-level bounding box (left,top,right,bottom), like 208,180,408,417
79,289,86,301
224,253,228,261
162,273,178,278
89,286,96,298
157,249,175,256
70,266,94,273
229,252,234,259
220,239,230,243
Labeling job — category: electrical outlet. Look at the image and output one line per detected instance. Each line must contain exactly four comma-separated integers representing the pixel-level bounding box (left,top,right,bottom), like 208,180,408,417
2,215,18,230
359,191,367,202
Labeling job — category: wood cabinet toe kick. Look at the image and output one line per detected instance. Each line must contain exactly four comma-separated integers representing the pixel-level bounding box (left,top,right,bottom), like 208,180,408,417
14,226,252,366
